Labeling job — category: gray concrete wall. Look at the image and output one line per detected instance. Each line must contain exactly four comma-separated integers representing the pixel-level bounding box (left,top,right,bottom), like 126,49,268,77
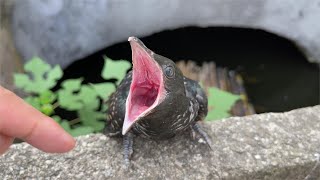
11,0,320,67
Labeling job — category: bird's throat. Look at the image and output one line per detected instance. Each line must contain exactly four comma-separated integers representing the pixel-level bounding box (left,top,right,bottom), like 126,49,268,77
129,61,161,123
123,37,165,135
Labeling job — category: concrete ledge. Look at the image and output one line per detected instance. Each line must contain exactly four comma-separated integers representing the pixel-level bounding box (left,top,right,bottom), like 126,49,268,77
1,106,319,179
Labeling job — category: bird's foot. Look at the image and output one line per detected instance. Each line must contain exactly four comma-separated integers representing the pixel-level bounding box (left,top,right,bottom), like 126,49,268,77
123,132,134,168
191,122,213,150
190,126,197,140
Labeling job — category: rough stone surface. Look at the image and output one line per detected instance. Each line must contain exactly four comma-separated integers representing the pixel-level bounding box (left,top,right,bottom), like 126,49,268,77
11,0,320,67
1,106,320,179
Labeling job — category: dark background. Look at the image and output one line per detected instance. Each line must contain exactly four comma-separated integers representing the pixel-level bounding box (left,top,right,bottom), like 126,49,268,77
63,27,320,113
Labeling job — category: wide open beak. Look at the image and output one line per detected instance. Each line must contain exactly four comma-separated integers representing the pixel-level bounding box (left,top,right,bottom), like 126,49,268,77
122,37,165,135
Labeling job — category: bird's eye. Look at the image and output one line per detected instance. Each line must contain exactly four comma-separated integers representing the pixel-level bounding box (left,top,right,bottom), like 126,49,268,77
164,65,175,78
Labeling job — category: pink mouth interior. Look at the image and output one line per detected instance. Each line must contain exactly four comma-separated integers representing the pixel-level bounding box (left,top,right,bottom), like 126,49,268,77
127,47,162,122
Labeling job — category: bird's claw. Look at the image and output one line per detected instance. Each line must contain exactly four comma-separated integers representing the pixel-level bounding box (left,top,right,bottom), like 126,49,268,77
191,122,213,150
190,127,197,140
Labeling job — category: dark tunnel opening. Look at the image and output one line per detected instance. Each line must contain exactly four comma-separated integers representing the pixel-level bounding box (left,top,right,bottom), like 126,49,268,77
62,27,320,113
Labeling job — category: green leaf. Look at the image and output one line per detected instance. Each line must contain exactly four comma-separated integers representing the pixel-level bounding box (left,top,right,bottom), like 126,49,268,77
52,115,62,123
101,103,108,112
78,86,99,109
58,90,83,110
205,87,241,121
68,126,95,137
58,119,94,137
25,96,54,115
60,119,95,137
14,74,30,89
60,121,71,131
205,110,230,121
24,57,51,78
47,65,63,84
102,56,131,85
58,81,105,128
91,83,116,99
50,118,94,137
24,97,41,110
14,57,63,93
40,104,54,116
58,82,103,111
78,108,105,132
57,79,84,111
61,78,83,90
39,90,56,104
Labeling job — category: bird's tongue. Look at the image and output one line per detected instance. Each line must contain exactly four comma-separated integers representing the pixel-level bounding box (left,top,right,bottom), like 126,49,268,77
122,37,164,135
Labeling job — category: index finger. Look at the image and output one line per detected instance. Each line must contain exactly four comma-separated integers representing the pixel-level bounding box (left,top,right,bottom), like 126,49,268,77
0,86,75,153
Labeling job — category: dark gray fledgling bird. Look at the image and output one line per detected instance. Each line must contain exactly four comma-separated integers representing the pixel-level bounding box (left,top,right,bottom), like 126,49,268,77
105,37,212,166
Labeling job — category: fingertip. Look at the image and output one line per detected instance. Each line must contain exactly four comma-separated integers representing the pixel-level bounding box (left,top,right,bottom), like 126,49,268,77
55,131,76,153
49,118,76,153
24,117,76,153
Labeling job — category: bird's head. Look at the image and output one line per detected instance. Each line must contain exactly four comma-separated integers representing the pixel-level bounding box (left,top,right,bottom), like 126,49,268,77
122,37,185,135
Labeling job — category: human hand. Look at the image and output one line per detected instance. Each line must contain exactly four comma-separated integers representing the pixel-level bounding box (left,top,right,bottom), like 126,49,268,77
0,86,75,154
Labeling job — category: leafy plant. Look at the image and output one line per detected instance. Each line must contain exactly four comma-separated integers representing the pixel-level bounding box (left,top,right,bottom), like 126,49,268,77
102,56,131,85
14,57,63,93
53,115,95,137
205,87,241,121
14,56,131,136
14,56,241,137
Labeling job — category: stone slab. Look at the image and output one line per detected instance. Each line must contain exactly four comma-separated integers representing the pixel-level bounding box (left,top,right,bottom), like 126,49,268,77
0,106,319,179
